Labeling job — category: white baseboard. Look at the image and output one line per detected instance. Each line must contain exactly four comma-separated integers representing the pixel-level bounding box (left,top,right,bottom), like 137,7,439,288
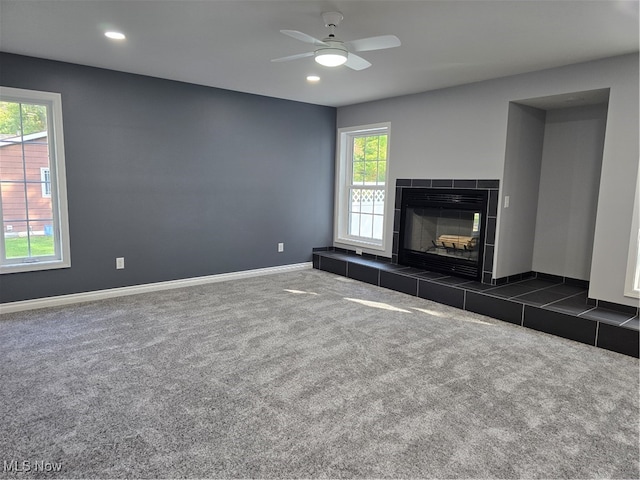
0,262,312,314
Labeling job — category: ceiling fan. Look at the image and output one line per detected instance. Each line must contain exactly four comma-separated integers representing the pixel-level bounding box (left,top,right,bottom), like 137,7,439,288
271,12,401,70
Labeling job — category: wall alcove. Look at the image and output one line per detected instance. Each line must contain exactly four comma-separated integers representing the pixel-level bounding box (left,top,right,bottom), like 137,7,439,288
496,88,610,282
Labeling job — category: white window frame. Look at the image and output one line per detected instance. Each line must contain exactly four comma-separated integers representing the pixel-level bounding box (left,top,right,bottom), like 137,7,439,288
0,87,71,274
40,167,51,198
334,122,390,252
623,161,640,298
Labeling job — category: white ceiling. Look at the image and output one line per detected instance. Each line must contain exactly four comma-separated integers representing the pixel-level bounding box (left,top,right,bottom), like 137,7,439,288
1,0,638,107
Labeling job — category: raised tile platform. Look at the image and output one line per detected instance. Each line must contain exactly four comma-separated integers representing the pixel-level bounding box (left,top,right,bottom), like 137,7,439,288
313,249,639,358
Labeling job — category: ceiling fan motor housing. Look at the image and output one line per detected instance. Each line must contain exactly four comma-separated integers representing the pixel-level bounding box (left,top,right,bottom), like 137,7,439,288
317,39,347,54
322,12,344,28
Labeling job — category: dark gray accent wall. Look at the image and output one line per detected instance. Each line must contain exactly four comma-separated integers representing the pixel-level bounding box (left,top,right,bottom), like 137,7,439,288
0,53,336,302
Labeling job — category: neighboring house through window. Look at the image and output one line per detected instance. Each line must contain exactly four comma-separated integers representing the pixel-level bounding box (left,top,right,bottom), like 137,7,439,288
0,87,70,273
335,122,390,251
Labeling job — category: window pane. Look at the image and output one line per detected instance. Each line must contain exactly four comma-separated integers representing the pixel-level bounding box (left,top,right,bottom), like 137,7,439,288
376,160,386,184
363,158,370,184
353,137,365,161
359,213,374,238
27,183,54,221
379,135,388,161
27,226,55,257
0,101,22,137
20,103,48,136
1,182,26,221
352,161,365,185
0,149,26,182
348,188,386,241
361,189,374,213
4,221,28,259
373,189,385,214
350,188,361,213
364,136,378,161
373,215,384,240
4,224,55,259
349,212,361,237
24,140,50,171
0,101,47,136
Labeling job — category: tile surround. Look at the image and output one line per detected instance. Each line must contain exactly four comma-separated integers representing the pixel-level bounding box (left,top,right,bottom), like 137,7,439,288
393,178,499,284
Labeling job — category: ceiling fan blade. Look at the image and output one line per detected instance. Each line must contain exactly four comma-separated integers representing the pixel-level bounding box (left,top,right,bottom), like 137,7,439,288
345,35,401,52
271,51,315,63
344,53,371,71
280,30,328,47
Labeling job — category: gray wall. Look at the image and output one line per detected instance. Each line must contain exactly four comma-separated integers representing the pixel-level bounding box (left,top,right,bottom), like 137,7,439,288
497,103,546,278
337,54,639,306
0,53,336,303
532,104,607,280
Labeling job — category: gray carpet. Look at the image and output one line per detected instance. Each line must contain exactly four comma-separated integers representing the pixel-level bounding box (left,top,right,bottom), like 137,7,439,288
0,268,638,479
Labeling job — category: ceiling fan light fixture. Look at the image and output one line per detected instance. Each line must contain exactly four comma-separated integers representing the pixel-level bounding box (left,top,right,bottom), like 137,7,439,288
315,48,348,67
104,31,126,40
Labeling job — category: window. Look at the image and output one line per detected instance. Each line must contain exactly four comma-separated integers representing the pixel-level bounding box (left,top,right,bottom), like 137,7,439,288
41,167,51,197
0,87,70,274
335,123,390,250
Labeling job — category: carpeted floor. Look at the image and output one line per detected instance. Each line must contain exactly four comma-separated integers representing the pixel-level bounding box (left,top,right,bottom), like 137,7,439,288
0,268,638,479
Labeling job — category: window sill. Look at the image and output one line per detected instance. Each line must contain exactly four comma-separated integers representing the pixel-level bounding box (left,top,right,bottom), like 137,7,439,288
334,237,385,253
1,259,71,275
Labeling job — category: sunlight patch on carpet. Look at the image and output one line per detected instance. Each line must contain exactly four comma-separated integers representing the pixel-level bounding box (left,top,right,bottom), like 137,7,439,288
344,297,411,313
412,307,494,325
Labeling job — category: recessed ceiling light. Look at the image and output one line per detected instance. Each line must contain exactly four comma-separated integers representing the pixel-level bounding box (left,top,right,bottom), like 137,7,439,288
306,75,320,83
105,31,126,40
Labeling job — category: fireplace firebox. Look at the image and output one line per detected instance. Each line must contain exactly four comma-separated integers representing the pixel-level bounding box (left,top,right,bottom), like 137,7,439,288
398,188,488,280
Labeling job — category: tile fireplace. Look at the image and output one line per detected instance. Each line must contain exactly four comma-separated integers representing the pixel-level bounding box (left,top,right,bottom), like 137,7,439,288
394,179,499,284
398,188,488,280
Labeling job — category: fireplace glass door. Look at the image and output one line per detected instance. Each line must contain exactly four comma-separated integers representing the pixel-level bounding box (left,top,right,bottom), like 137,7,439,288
403,207,481,262
398,189,487,280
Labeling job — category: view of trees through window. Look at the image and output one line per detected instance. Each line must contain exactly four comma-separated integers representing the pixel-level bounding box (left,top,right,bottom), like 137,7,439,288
352,134,387,184
349,133,387,241
0,101,48,137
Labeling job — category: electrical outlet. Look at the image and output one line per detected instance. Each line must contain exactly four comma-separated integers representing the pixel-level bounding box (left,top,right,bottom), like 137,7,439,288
116,257,125,269
278,243,284,253
504,195,510,208
355,249,363,255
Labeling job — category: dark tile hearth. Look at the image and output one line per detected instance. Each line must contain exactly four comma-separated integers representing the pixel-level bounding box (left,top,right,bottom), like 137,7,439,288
313,250,639,358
